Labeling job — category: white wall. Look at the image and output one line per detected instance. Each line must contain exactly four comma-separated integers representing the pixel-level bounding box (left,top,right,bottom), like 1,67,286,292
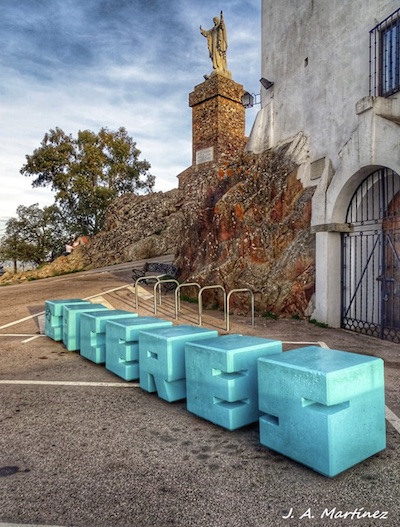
249,0,399,169
247,0,400,327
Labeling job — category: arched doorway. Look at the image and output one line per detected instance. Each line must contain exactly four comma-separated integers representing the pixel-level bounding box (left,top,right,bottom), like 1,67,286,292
341,167,400,342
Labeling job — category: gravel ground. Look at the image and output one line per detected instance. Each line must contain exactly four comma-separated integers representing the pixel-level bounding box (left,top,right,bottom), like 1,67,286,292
0,259,399,527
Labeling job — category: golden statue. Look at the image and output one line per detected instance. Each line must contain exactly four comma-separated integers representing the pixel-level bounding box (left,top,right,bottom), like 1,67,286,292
200,11,231,78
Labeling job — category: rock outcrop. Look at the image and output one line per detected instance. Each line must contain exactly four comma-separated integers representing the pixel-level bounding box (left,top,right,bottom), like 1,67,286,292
84,189,184,268
85,146,315,317
175,149,315,316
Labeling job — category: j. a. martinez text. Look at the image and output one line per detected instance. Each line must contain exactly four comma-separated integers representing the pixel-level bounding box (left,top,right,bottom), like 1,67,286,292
282,507,388,520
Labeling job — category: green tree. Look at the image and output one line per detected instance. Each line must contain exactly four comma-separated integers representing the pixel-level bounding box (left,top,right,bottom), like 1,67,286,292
20,127,155,235
0,204,67,271
0,217,31,273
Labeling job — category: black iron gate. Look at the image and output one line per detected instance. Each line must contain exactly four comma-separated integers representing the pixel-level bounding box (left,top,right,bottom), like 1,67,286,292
341,168,400,342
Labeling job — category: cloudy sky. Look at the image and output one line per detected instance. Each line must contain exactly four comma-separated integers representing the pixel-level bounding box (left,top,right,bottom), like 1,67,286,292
0,0,261,235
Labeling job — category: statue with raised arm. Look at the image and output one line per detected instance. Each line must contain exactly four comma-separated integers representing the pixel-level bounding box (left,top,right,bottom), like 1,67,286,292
200,11,231,78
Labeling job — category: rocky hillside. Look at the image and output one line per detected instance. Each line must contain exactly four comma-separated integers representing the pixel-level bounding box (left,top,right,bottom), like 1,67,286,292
0,249,88,285
85,189,184,267
88,147,315,317
1,147,316,317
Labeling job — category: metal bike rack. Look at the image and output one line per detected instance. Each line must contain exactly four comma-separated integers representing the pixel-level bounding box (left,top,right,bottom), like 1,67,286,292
174,283,201,320
134,275,167,310
153,279,180,315
226,288,255,332
198,285,227,327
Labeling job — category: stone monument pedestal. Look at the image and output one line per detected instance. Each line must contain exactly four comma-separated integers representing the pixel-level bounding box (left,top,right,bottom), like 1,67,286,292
178,74,246,188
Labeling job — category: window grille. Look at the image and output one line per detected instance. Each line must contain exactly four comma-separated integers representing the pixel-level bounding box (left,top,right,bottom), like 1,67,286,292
370,7,400,97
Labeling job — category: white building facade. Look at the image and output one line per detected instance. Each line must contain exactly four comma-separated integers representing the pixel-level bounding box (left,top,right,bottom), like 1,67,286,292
247,0,400,341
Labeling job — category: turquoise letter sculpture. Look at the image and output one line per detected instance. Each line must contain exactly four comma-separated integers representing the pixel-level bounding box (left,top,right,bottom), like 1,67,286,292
258,346,386,477
185,334,282,430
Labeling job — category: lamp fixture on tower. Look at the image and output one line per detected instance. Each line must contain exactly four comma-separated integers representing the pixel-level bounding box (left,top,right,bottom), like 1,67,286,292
260,77,274,90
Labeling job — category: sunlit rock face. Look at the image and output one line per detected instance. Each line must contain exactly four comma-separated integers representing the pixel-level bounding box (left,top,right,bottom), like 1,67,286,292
175,149,315,316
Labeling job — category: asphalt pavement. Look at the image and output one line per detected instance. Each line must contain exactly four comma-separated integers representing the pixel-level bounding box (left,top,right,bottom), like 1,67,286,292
0,260,399,527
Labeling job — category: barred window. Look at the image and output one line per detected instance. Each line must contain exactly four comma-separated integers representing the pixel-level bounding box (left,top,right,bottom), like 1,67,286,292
370,7,400,97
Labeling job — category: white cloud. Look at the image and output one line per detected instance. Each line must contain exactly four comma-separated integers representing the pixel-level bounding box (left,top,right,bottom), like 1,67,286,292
0,0,261,225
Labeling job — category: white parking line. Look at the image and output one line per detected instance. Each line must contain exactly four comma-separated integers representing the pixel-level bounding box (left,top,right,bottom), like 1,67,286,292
0,334,46,338
0,313,44,330
385,406,400,434
0,333,46,344
283,341,320,344
0,380,139,388
87,295,115,309
0,524,69,527
21,335,43,343
282,341,329,348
